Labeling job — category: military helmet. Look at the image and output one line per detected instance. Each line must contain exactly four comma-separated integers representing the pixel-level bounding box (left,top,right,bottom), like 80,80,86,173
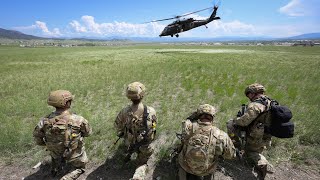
244,83,265,95
126,82,146,100
47,90,73,108
197,104,217,117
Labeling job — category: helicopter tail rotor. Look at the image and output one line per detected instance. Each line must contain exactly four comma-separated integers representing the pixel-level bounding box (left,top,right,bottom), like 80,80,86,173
207,0,221,21
205,0,221,15
213,0,221,8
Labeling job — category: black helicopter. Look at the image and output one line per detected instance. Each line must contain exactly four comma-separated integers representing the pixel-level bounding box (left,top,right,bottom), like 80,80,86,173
147,5,220,37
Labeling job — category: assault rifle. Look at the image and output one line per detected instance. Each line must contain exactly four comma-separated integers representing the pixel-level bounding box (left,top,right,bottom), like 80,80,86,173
187,112,199,121
114,132,124,145
109,131,124,150
124,131,149,163
169,133,183,162
234,104,248,160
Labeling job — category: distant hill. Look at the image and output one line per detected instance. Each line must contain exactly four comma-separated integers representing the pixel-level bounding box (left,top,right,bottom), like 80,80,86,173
1,27,319,42
281,33,320,40
0,28,44,40
131,33,320,42
70,37,131,42
128,36,276,42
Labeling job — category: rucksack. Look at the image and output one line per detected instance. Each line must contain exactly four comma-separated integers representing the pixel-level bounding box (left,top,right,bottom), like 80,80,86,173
43,113,80,157
182,123,221,175
257,97,294,138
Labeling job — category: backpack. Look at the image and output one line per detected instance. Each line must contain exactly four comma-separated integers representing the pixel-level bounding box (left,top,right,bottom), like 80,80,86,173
43,113,80,157
257,97,294,138
182,123,221,175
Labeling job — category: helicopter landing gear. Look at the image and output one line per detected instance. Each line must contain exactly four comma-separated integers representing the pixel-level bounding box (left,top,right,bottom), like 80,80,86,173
171,34,173,37
205,25,208,28
175,34,179,38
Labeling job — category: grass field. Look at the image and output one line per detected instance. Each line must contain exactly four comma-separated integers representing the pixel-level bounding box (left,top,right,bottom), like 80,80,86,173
0,44,319,168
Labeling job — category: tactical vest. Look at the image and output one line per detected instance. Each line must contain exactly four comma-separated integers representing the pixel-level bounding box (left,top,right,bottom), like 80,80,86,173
125,105,155,146
179,122,224,176
42,112,81,158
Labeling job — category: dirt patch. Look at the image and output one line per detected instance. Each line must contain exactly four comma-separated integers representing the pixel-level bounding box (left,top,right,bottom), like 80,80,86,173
1,133,319,180
1,158,319,180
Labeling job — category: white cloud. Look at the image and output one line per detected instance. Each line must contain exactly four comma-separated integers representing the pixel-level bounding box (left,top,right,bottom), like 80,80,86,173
35,21,51,33
69,20,87,33
210,20,256,36
256,25,300,38
59,14,259,38
68,12,258,38
81,16,101,33
279,0,320,17
256,23,320,38
178,19,257,38
68,15,165,37
14,21,62,37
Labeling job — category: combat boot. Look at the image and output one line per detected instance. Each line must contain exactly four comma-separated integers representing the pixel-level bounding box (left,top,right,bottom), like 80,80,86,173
255,165,267,180
51,168,58,177
51,158,60,177
131,164,147,180
266,163,275,174
60,168,84,180
203,173,214,180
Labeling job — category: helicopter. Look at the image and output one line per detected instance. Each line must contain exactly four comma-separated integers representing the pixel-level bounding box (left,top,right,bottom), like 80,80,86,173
146,5,220,37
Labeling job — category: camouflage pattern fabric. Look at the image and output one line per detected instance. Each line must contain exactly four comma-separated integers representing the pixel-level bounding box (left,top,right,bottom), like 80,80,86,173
60,168,84,180
229,95,273,170
114,102,157,148
178,119,235,177
114,102,157,179
33,110,92,169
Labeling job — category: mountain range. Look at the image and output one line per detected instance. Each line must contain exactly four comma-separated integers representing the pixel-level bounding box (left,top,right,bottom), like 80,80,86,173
1,28,320,42
0,28,44,40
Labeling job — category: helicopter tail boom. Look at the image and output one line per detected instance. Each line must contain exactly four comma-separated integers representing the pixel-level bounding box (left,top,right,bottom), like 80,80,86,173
207,5,220,22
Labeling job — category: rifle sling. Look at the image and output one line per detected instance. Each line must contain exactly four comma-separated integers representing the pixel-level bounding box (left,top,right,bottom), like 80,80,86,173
128,105,150,153
143,105,149,138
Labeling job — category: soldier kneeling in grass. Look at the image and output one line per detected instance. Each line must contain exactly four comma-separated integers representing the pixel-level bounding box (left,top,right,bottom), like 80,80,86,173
114,82,157,180
174,104,236,180
33,90,92,180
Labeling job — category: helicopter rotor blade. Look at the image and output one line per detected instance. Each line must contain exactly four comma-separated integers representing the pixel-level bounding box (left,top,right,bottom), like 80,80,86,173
144,17,178,23
179,7,213,18
144,6,214,23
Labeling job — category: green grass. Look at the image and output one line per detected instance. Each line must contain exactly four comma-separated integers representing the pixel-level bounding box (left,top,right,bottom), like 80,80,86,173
0,45,319,167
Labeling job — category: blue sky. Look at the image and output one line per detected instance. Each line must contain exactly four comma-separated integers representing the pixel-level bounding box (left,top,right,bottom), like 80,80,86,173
0,0,319,38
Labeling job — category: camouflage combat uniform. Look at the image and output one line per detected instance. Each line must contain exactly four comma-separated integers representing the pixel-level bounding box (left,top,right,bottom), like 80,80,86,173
229,95,273,169
114,102,157,164
33,90,92,180
177,104,236,180
114,82,157,180
227,83,274,179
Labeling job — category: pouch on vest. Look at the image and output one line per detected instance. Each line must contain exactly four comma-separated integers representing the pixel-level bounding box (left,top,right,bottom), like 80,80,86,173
249,122,264,139
44,114,80,155
45,116,69,145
